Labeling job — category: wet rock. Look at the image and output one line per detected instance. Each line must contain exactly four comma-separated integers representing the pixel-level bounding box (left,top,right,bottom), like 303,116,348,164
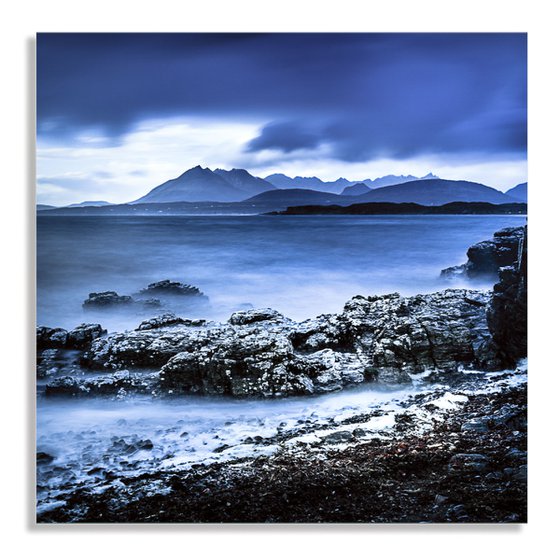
36,327,68,350
160,330,313,397
136,313,206,331
448,453,490,474
447,504,470,522
45,370,157,397
37,349,62,378
37,451,55,465
505,448,527,462
322,431,354,444
138,280,207,299
461,418,489,433
485,227,527,367
108,438,153,455
83,291,134,308
82,288,494,396
228,308,288,326
66,323,106,349
441,226,525,280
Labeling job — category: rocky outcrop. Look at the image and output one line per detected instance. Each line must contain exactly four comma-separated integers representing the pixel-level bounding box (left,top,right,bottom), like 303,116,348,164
137,280,207,300
82,281,207,311
45,370,158,397
485,227,527,366
37,323,106,351
82,291,134,308
136,313,206,331
78,289,491,398
441,226,525,279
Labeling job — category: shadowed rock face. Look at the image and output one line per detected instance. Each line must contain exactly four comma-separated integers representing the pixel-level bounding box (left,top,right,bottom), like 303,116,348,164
137,280,207,299
77,289,491,398
37,324,106,351
486,227,527,367
441,226,525,279
82,291,134,308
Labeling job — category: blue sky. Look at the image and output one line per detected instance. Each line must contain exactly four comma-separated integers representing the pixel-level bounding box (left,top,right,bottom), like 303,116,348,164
37,33,527,205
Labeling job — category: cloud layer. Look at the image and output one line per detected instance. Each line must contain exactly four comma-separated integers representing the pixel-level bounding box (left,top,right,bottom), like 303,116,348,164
36,33,527,203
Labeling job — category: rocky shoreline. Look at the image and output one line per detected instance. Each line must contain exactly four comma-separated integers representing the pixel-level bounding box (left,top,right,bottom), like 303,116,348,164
36,225,527,523
37,367,527,523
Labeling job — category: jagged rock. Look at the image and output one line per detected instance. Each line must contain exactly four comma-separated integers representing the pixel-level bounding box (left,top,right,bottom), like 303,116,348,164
136,313,206,331
66,323,106,349
485,227,527,366
441,226,525,279
138,280,207,299
45,370,158,397
37,324,106,351
81,288,491,397
160,329,313,397
228,308,288,326
83,291,134,308
36,326,68,350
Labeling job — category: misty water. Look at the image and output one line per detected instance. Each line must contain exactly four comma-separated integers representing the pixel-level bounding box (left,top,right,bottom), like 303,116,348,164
37,214,527,508
37,214,526,332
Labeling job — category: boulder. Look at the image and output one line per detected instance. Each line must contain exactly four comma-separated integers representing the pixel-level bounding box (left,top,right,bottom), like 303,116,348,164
82,291,133,308
441,226,525,279
66,323,106,349
36,326,68,350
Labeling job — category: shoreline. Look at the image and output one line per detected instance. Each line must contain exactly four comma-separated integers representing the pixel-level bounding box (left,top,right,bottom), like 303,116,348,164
37,366,527,523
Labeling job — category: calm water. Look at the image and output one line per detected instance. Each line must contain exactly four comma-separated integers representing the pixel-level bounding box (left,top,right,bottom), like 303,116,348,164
37,214,526,332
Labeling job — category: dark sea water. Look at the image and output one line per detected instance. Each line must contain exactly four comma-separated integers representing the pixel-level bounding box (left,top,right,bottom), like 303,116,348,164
37,214,526,332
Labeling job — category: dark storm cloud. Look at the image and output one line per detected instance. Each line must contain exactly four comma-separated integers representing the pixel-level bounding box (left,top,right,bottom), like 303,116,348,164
37,33,527,160
245,121,323,153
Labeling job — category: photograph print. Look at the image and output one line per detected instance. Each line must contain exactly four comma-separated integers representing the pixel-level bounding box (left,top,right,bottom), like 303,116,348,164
36,32,527,523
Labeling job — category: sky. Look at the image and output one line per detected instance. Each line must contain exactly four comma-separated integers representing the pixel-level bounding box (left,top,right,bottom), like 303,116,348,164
37,33,527,205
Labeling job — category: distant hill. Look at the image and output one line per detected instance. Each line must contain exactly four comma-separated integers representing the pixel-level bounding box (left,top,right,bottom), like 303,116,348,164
351,179,515,206
132,166,275,204
505,182,528,203
37,204,57,211
363,173,438,189
341,183,372,196
274,201,527,216
243,188,347,207
264,172,439,193
65,200,112,208
264,174,351,194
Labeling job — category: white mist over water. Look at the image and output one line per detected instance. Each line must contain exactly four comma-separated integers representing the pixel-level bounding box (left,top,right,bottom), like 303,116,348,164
37,214,526,332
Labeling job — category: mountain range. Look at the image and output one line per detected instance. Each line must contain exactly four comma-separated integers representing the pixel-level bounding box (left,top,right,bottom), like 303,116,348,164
264,172,438,193
37,166,527,214
505,182,528,203
132,166,277,203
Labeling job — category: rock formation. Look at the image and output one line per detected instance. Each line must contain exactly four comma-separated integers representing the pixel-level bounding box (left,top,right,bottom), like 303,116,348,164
441,226,525,279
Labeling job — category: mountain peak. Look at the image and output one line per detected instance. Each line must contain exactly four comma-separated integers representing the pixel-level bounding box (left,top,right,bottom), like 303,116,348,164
133,166,276,204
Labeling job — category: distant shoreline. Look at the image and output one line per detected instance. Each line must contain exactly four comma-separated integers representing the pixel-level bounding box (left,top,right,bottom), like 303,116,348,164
36,201,527,217
269,201,527,216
